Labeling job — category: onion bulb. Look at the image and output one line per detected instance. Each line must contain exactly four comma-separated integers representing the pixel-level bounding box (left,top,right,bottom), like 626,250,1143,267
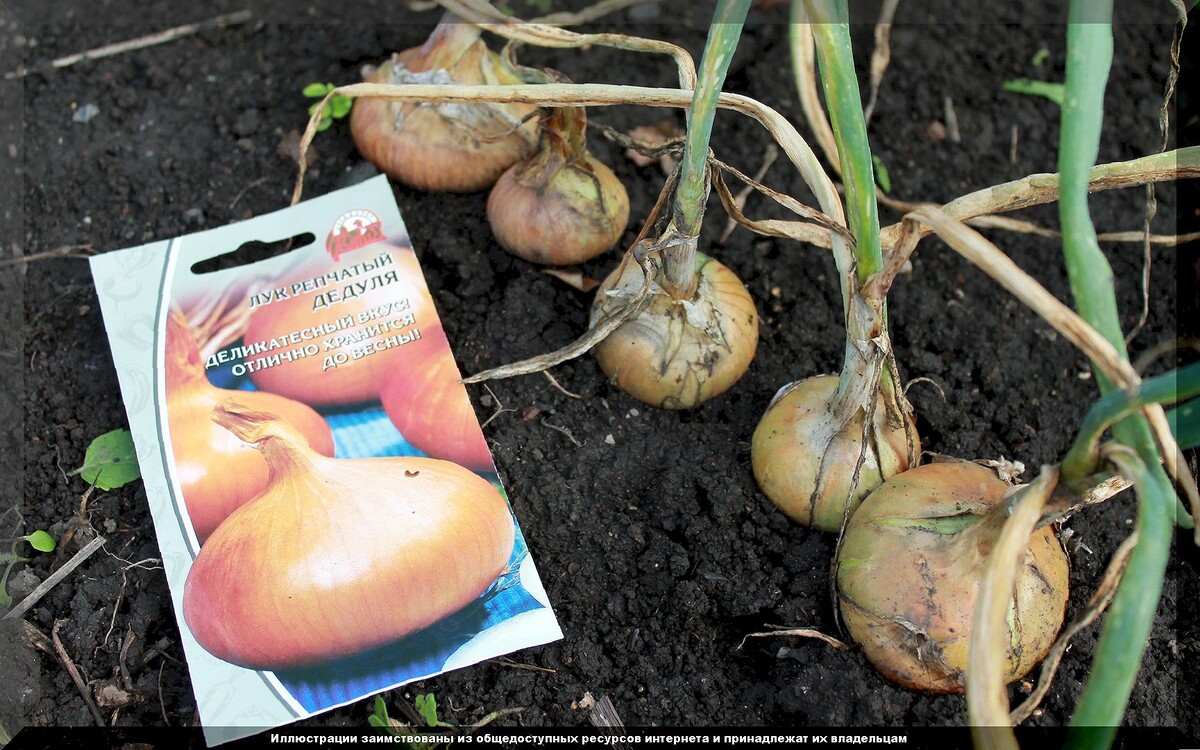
380,325,494,472
590,252,758,409
836,461,1069,693
242,247,437,407
487,100,629,266
183,400,516,670
350,18,537,192
751,374,916,532
164,309,334,543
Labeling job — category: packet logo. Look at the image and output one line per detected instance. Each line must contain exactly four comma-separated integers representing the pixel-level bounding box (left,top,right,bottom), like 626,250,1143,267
326,208,384,261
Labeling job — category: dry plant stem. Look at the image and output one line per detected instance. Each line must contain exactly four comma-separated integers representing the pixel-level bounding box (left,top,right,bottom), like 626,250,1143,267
51,619,106,726
293,83,846,242
875,147,1200,262
719,144,779,244
789,4,841,175
904,208,1193,527
1127,0,1187,345
963,214,1199,247
739,628,849,651
3,10,253,80
1010,530,1138,725
1037,473,1129,529
862,0,900,126
3,535,107,622
966,467,1057,748
436,0,696,89
710,156,850,242
528,0,647,26
462,242,658,383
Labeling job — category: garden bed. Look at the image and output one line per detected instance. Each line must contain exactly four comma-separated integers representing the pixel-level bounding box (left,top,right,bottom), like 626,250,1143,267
2,0,1194,741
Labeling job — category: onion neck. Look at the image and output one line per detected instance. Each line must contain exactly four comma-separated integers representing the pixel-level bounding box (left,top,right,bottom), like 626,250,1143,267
514,105,585,187
212,400,322,477
415,12,483,72
659,228,701,301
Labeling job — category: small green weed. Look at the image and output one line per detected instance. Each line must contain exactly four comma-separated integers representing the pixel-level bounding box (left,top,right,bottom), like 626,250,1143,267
303,82,353,132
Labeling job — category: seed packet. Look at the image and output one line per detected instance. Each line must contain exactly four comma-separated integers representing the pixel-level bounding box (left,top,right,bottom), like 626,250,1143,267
89,176,562,746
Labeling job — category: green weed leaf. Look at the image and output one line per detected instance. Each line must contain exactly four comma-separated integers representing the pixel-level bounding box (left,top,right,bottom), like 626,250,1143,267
1031,47,1050,67
329,95,353,119
1003,78,1066,106
72,429,141,490
24,530,55,553
302,82,333,98
415,694,439,727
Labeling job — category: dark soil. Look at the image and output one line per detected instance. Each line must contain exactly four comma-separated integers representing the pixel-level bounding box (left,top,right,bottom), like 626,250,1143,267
2,0,1195,743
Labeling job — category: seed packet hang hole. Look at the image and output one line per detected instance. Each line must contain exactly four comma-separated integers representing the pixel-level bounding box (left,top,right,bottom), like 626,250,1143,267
89,176,562,746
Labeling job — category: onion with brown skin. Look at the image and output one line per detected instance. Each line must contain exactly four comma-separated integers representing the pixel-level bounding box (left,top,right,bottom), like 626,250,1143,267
751,374,916,532
349,16,538,192
487,87,629,266
380,325,494,472
183,400,516,670
164,310,334,543
591,252,758,409
835,461,1069,693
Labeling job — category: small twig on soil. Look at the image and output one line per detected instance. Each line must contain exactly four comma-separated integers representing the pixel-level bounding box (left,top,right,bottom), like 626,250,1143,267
943,96,961,143
57,485,98,556
739,627,850,651
158,662,170,726
541,419,584,447
118,629,136,691
5,10,253,80
904,376,947,403
51,619,106,726
486,657,557,674
587,695,626,731
862,0,900,126
3,535,107,622
0,244,94,267
102,569,128,648
135,636,178,672
228,176,270,209
1010,124,1020,167
543,370,581,399
479,385,516,429
469,707,526,729
22,620,54,657
719,143,780,244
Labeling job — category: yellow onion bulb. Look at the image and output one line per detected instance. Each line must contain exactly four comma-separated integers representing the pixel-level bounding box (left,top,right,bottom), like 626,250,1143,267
182,401,516,670
164,310,334,543
836,461,1069,693
591,253,758,409
487,152,629,266
751,374,916,532
349,25,537,193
